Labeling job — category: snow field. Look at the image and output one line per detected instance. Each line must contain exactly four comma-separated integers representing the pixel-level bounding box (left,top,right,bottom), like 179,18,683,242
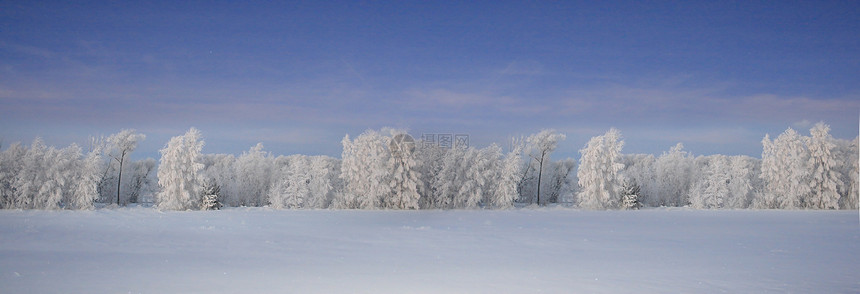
1,208,858,293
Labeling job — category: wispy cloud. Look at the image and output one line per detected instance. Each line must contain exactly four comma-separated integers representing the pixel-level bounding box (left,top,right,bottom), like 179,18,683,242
0,42,57,59
553,80,859,128
731,94,860,124
499,60,545,76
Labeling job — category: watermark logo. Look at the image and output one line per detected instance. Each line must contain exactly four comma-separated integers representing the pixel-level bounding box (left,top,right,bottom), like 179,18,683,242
389,133,416,156
421,133,469,149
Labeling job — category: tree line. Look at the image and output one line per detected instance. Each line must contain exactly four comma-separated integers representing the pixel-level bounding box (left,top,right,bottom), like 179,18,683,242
0,123,857,210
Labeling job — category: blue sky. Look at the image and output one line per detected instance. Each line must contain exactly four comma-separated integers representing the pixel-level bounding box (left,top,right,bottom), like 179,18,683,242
1,1,858,160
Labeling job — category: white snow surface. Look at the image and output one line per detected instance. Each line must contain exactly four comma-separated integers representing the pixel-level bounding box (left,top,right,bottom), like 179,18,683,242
1,207,858,293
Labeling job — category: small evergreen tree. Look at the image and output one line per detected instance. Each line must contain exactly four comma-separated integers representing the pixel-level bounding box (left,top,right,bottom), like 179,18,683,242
621,178,641,210
200,178,221,210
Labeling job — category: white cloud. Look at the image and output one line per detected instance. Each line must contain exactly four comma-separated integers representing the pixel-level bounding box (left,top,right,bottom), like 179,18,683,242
792,119,812,128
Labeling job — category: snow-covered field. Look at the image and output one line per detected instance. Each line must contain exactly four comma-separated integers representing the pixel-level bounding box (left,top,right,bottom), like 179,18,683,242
1,208,858,293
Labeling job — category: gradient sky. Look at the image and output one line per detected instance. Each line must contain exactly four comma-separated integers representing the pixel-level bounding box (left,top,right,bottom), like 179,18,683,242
2,1,858,160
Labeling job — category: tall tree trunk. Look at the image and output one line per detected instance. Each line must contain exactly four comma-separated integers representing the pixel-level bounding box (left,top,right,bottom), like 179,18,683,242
116,151,125,206
537,151,545,205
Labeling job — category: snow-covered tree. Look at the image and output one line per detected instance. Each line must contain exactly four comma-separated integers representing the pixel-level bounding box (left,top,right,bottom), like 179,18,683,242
689,155,731,209
428,144,504,209
125,158,157,204
654,143,696,207
200,178,221,210
12,138,49,209
543,158,576,204
777,128,811,209
453,148,484,209
49,144,85,209
431,146,465,209
309,156,339,208
387,131,421,209
269,156,311,209
620,177,641,210
202,153,238,207
577,128,625,210
725,155,758,209
524,130,566,205
0,139,102,210
757,128,811,209
234,143,275,207
156,128,205,210
88,135,114,204
34,144,66,209
460,145,503,209
269,155,340,209
756,134,780,208
836,137,858,209
489,143,523,208
68,145,102,209
106,129,145,206
806,122,842,209
336,130,391,209
413,144,447,208
621,154,657,207
0,143,26,208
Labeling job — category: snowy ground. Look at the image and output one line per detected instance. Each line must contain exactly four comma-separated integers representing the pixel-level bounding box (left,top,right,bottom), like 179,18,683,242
1,208,858,293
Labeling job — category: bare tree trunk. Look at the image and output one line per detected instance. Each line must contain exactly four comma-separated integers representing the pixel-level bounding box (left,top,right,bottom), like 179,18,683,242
116,151,125,206
536,151,545,206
